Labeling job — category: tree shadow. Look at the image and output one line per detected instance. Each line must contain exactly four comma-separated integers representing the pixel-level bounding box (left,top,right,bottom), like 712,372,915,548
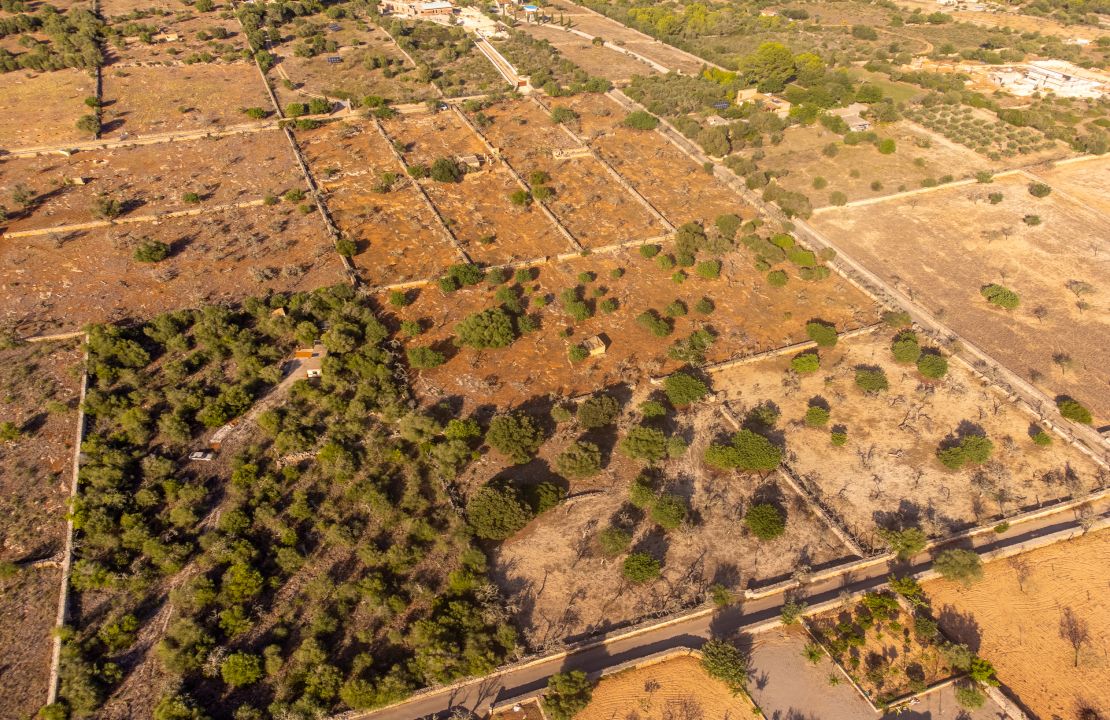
936,604,982,652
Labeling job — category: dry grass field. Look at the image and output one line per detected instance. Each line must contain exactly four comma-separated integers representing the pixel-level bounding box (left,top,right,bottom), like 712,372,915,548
1038,156,1110,217
100,63,270,137
0,69,96,149
380,245,879,411
0,338,83,720
812,172,1110,425
0,205,343,335
0,130,304,233
103,11,248,64
711,330,1105,550
382,108,486,165
576,654,761,719
514,22,661,84
925,529,1110,720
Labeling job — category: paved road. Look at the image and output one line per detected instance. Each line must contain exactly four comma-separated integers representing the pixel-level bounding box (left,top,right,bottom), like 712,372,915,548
346,496,1109,720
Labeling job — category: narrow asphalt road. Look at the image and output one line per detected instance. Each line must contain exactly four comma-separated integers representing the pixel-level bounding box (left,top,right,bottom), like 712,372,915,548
347,496,1109,720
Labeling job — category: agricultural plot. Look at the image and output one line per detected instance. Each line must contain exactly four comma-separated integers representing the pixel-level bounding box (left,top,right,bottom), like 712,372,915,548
382,109,486,167
0,338,83,720
711,330,1105,550
924,529,1110,720
268,18,436,107
0,205,342,336
296,118,462,285
550,91,624,138
513,21,660,84
754,121,988,205
0,69,96,149
576,654,760,719
103,10,248,65
393,19,506,97
812,173,1110,425
100,63,271,138
594,123,751,226
0,129,304,234
487,389,853,647
1038,156,1110,217
379,244,878,411
475,98,668,247
903,105,1068,163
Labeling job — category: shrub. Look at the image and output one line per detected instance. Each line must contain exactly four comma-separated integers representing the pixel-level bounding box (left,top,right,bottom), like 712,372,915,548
1057,397,1092,424
696,260,721,279
855,367,889,393
335,238,357,257
577,395,620,428
705,429,781,471
639,243,660,259
568,344,588,363
133,240,170,263
555,441,602,478
804,405,830,427
543,671,594,720
651,493,688,531
406,346,445,369
767,270,788,287
829,191,847,206
916,352,948,379
694,297,715,314
877,138,896,154
980,283,1020,310
882,310,912,328
891,330,921,364
486,413,543,464
664,372,708,406
550,106,578,124
934,549,982,586
454,307,516,349
389,290,410,307
430,157,462,183
745,503,786,540
182,192,201,203
700,640,749,693
620,426,667,463
597,526,632,556
878,527,927,560
622,552,661,583
805,321,838,347
791,352,820,374
988,192,1003,204
221,652,262,687
1032,429,1053,446
623,110,659,130
509,189,532,206
936,433,993,470
1027,182,1052,198
664,300,688,318
954,683,986,709
599,298,618,314
830,428,848,446
467,484,533,539
639,400,667,418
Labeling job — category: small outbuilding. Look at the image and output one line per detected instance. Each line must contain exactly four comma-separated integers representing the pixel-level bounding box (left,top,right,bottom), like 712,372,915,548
582,335,607,357
295,343,328,379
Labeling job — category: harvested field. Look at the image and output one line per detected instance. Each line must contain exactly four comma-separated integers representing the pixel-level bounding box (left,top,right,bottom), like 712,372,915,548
476,99,668,247
595,123,751,226
381,245,878,411
0,129,304,234
487,390,852,647
812,173,1110,425
0,338,83,720
711,330,1105,550
297,119,462,284
809,593,956,705
514,22,660,84
1038,156,1110,217
0,69,96,149
924,529,1110,720
0,205,343,335
576,654,760,719
270,19,436,106
100,63,270,137
753,121,990,205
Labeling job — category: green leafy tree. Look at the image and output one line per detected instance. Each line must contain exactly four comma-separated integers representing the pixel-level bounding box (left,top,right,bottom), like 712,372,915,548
221,652,262,687
805,320,838,347
936,433,993,470
429,157,462,182
933,548,982,586
577,394,620,428
454,307,516,349
891,330,921,364
879,526,927,560
555,441,602,478
791,352,820,374
1057,397,1092,424
740,41,796,92
467,484,533,540
622,552,661,583
855,367,889,393
650,493,688,531
704,429,782,471
700,639,749,694
597,526,632,556
486,413,543,464
406,346,445,369
664,372,708,406
620,425,667,463
745,503,786,540
980,283,1020,310
804,405,830,427
543,671,594,720
917,352,948,379
623,110,659,130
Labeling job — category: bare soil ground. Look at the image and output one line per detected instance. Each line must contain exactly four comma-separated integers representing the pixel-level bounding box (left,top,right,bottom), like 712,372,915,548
811,173,1110,425
99,0,230,15
270,19,437,106
0,69,96,149
757,121,989,205
488,390,852,648
382,245,878,412
103,12,248,65
594,123,753,226
0,129,304,233
551,92,624,139
0,205,343,336
100,63,270,138
1038,156,1110,217
924,529,1110,720
473,98,669,248
0,566,62,720
576,654,761,719
296,118,462,285
0,338,83,720
542,0,705,74
711,331,1105,550
514,22,660,84
809,598,955,705
382,108,487,164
